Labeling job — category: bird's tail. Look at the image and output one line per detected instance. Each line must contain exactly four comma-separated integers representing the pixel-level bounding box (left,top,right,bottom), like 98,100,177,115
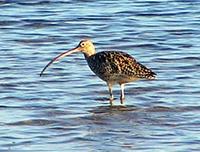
145,71,156,80
136,62,156,80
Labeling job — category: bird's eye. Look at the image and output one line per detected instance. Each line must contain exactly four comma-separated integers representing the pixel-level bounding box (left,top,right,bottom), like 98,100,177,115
81,42,85,47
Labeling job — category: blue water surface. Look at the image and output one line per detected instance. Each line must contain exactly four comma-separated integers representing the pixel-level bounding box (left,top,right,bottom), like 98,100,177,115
0,0,200,151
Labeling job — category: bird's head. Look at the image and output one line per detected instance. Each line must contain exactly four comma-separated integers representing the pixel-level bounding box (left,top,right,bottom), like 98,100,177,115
40,39,96,76
78,39,96,57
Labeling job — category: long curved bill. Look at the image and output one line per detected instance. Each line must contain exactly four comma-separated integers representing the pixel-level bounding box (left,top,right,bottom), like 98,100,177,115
40,47,81,77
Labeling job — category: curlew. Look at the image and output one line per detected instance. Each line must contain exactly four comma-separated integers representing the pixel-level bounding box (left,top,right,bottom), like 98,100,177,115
40,39,156,105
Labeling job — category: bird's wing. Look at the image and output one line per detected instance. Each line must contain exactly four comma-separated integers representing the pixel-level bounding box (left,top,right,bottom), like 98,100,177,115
99,51,155,79
88,51,156,80
115,52,156,79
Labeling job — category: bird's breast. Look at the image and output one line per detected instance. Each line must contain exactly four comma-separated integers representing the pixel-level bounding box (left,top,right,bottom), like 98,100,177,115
86,51,138,84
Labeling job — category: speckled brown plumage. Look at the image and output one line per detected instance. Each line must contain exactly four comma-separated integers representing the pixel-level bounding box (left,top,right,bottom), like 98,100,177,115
86,51,156,85
40,39,156,105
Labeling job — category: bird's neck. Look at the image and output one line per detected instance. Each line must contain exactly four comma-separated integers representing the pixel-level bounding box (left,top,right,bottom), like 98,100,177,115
83,49,96,59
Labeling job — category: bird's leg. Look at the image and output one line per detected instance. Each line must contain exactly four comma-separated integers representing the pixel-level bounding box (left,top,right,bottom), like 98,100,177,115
120,83,125,104
107,83,114,105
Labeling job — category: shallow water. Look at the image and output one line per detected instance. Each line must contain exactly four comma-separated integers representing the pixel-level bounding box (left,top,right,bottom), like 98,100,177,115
1,0,200,151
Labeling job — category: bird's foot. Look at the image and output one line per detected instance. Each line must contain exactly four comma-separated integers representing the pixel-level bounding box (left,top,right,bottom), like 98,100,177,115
120,96,125,104
109,96,114,106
